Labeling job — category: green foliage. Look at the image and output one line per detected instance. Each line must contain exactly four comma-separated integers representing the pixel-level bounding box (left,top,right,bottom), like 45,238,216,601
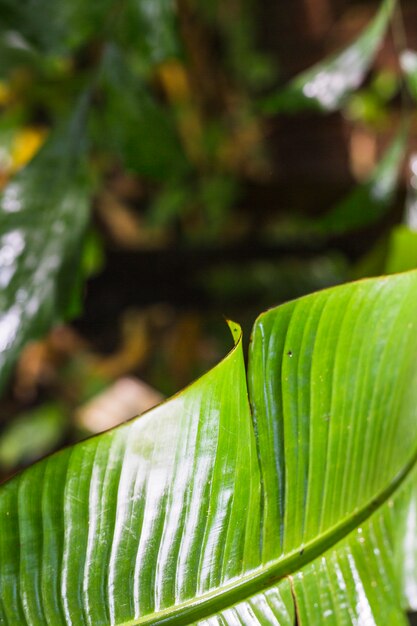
262,0,396,114
95,45,187,181
0,403,66,471
318,125,407,234
116,0,180,66
1,1,417,622
0,97,91,394
0,0,113,55
386,226,417,274
1,273,417,622
401,49,417,101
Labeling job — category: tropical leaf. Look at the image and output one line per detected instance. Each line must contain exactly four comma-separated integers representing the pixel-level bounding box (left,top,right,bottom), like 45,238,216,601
0,97,91,393
317,125,407,234
1,272,417,623
263,0,396,114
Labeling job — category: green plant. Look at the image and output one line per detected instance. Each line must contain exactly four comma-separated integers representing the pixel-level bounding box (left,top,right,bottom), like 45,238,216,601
1,271,417,623
2,1,417,622
0,0,412,400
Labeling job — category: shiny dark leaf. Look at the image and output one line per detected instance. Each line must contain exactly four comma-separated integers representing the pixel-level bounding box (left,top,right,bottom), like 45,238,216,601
0,99,91,393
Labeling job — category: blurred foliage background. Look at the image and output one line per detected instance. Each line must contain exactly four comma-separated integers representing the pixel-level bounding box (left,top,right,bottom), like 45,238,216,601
0,0,417,493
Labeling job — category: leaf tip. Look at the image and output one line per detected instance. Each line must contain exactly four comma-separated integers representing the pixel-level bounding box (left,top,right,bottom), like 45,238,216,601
225,319,242,345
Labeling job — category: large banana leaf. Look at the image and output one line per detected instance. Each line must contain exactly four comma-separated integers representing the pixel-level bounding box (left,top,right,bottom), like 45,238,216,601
0,99,91,393
1,272,417,623
263,0,395,114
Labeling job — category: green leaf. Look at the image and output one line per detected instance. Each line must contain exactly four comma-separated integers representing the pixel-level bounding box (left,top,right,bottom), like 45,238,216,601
384,154,417,275
318,125,407,234
0,98,91,393
116,0,180,67
0,0,179,63
263,0,396,114
401,49,417,101
385,227,417,275
0,403,66,471
0,0,114,55
1,272,417,623
0,32,39,76
96,46,187,181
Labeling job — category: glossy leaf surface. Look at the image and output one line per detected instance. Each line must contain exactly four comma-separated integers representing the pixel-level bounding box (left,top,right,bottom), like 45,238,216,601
0,101,90,393
263,0,395,114
1,273,417,623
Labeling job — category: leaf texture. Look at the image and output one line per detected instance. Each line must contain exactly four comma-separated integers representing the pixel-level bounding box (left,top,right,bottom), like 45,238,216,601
1,274,417,624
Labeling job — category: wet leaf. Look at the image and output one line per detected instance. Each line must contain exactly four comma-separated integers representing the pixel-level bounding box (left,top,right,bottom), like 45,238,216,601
1,273,417,622
263,0,395,114
0,97,91,393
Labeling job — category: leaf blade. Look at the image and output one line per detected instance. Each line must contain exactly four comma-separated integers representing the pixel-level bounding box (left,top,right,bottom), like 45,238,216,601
263,0,396,114
2,273,417,623
0,98,91,393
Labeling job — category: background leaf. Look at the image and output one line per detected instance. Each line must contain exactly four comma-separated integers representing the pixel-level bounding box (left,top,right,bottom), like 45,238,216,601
0,97,91,393
0,0,114,56
263,0,396,114
116,0,180,67
95,46,187,181
318,125,407,234
401,49,417,101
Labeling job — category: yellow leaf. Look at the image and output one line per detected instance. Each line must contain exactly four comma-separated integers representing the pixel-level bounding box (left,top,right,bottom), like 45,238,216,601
11,127,47,171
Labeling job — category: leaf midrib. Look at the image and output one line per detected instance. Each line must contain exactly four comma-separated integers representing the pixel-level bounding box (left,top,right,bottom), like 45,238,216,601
120,445,417,626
